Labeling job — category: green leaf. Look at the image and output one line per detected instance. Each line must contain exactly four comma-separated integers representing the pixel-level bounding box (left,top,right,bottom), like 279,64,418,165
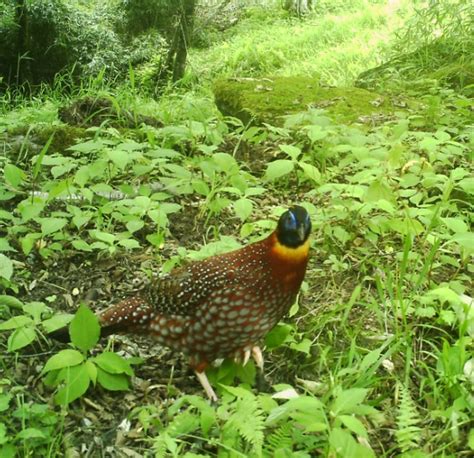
41,313,73,333
4,164,26,188
126,219,144,233
264,323,292,349
42,349,84,374
0,394,12,412
0,315,33,330
107,149,130,169
0,255,13,281
22,302,47,322
279,144,301,160
339,415,369,438
40,218,68,236
329,427,375,458
0,295,23,310
85,360,98,385
290,338,312,355
0,239,15,253
451,232,474,253
54,363,90,405
7,326,36,351
364,180,395,203
16,428,46,440
265,160,294,181
441,217,468,233
97,368,130,391
94,352,134,376
331,388,368,415
17,198,45,222
118,239,140,249
69,304,100,352
299,161,321,183
89,230,116,245
234,198,253,222
71,239,93,252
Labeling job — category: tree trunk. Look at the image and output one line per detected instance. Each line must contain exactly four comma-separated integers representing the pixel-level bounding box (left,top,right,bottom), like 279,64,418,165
156,0,196,91
15,0,32,85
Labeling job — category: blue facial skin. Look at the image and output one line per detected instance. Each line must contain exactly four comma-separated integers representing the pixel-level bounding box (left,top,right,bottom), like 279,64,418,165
277,206,312,248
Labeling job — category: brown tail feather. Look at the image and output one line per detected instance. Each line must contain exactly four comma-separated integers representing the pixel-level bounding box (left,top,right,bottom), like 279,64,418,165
48,295,154,343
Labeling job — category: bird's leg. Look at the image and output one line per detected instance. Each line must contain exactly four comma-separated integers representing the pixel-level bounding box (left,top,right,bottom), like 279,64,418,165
251,346,264,372
194,370,218,403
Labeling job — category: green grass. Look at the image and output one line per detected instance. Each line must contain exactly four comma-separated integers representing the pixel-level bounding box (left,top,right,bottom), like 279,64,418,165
190,1,412,85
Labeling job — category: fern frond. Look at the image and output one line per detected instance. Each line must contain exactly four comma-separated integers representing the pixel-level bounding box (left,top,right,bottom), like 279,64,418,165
225,397,264,455
395,382,422,453
265,422,293,453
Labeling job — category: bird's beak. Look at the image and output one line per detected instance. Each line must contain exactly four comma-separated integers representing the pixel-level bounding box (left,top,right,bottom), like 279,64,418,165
297,225,306,242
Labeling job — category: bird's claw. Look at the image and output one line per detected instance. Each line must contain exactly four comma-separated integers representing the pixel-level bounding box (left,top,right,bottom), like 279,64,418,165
233,346,264,370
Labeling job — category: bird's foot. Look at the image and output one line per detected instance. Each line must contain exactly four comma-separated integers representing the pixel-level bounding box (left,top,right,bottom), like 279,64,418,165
233,345,264,371
194,370,218,403
251,346,264,372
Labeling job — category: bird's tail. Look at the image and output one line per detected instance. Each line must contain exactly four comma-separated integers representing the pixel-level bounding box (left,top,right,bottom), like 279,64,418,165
48,295,154,343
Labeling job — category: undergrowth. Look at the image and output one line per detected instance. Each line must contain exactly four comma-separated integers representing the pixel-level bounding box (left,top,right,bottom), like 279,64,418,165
0,1,473,457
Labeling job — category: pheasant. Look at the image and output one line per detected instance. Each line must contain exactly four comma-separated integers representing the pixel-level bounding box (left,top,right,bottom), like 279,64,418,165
50,206,311,401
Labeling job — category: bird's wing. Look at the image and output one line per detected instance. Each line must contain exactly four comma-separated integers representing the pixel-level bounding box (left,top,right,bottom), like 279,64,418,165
144,260,238,317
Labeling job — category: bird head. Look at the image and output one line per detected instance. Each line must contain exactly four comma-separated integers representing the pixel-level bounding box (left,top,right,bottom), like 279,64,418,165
276,205,312,248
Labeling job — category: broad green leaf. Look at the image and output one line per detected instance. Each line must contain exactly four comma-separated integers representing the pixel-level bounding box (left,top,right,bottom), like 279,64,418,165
107,149,130,169
67,140,102,153
97,368,129,391
299,161,321,183
89,230,115,245
118,239,140,249
0,315,33,330
94,352,134,376
42,349,84,374
74,166,90,187
18,199,45,222
40,218,67,236
441,217,469,233
306,125,329,142
339,414,369,438
69,304,100,352
290,338,312,355
22,302,46,322
7,326,36,351
41,313,73,333
451,232,474,252
71,239,93,252
329,427,375,458
0,238,15,252
279,144,301,160
126,219,144,233
0,255,13,281
331,388,368,415
265,160,294,181
364,180,395,203
192,180,210,196
0,394,12,412
4,164,26,188
0,295,23,310
265,323,292,350
54,363,90,405
16,428,46,440
234,198,253,221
